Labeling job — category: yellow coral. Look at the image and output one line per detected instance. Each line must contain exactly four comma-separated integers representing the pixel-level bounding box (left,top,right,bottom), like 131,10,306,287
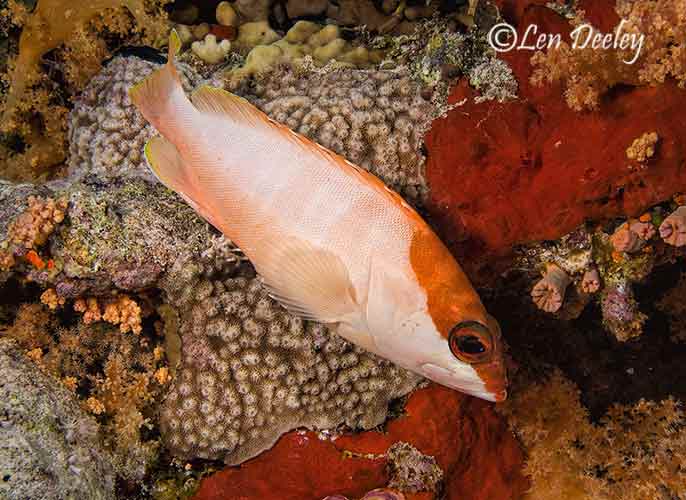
26,347,43,362
74,297,103,324
103,295,143,334
154,366,170,384
500,371,686,499
74,294,143,333
626,132,659,162
63,376,78,391
0,195,67,271
40,288,65,310
0,0,171,180
531,1,686,110
86,396,106,415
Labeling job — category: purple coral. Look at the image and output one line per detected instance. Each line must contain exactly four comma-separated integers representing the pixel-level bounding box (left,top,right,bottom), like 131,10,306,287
601,283,646,341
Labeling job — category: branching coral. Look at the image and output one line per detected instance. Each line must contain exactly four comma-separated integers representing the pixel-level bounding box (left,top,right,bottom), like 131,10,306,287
158,250,421,464
500,371,686,500
531,0,686,110
192,34,232,64
74,294,143,334
0,194,67,271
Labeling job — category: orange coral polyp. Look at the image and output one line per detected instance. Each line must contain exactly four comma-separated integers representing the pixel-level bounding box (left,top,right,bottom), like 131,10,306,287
25,249,45,269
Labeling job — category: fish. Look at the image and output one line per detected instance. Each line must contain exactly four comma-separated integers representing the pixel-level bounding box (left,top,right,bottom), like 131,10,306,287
129,31,508,402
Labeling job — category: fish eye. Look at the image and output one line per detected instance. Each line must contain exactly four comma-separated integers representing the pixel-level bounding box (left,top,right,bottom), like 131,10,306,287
448,321,493,364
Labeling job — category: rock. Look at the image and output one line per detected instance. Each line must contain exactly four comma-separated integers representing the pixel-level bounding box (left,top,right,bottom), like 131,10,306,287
234,0,271,22
191,385,528,500
216,1,238,26
0,339,116,500
286,0,328,19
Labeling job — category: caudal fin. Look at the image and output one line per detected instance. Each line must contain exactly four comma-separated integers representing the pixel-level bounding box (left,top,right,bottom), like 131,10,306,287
129,30,184,127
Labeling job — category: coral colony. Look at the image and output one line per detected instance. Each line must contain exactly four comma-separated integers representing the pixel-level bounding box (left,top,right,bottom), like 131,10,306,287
2,1,686,499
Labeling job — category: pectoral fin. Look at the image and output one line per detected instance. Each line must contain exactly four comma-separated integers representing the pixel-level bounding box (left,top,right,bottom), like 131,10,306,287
255,238,359,324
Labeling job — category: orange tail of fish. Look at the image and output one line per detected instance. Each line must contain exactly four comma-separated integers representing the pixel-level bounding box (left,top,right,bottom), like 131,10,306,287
129,29,184,128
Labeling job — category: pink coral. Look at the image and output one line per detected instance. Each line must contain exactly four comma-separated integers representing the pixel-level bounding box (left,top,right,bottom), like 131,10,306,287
531,263,571,313
580,268,601,294
610,220,655,253
659,206,686,246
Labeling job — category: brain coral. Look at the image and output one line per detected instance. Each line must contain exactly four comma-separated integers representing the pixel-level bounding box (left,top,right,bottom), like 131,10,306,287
69,54,439,207
68,55,201,182
159,248,422,464
230,66,439,203
0,339,116,500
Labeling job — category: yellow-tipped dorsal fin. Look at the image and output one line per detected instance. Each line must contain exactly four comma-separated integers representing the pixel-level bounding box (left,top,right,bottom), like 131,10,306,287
190,85,267,126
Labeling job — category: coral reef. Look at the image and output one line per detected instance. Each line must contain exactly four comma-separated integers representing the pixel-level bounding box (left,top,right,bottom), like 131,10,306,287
192,384,528,500
424,4,686,278
68,54,200,182
0,0,171,181
0,338,117,500
0,194,67,271
530,0,686,110
159,249,422,464
500,370,686,500
227,65,440,203
1,302,167,481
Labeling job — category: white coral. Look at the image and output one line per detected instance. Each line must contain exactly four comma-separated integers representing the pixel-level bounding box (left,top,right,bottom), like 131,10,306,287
192,34,232,64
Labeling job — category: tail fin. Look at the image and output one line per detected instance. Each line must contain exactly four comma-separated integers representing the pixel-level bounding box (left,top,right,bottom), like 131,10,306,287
129,30,184,127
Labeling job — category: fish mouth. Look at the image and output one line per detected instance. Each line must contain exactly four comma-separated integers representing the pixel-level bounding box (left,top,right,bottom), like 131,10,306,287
420,362,506,402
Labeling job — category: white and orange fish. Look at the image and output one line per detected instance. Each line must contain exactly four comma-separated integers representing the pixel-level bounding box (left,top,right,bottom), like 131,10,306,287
130,32,507,402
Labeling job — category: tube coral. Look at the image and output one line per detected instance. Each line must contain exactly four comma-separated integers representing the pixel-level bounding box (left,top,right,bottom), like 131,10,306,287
659,206,686,246
609,220,654,253
531,263,571,313
580,268,601,294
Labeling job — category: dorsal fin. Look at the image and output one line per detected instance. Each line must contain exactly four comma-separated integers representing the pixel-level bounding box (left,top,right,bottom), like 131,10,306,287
190,85,422,221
